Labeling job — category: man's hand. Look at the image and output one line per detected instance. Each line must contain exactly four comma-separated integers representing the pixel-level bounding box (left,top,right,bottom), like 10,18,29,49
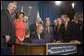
69,40,74,43
70,40,81,44
25,34,30,38
56,41,62,43
5,35,10,43
74,40,81,44
17,36,24,42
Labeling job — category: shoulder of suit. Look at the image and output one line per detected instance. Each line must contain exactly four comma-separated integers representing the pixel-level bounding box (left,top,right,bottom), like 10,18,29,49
1,9,9,12
1,9,8,14
50,26,53,29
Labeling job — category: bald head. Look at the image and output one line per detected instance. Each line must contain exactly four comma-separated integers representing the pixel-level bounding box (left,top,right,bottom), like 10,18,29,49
8,2,17,14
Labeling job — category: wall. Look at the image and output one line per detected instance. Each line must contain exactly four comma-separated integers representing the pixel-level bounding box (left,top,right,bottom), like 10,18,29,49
1,1,83,24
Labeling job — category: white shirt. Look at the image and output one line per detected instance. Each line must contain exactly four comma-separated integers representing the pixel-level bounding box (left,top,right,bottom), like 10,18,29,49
65,22,68,26
7,8,12,15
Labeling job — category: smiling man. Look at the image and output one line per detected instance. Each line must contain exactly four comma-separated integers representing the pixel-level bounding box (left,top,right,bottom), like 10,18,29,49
1,2,17,55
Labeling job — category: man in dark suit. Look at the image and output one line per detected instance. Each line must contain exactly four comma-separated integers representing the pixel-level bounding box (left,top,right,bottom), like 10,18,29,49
53,18,63,43
71,13,83,55
51,19,57,42
43,21,53,42
30,17,41,37
60,15,74,42
77,14,83,55
51,19,57,30
1,2,17,55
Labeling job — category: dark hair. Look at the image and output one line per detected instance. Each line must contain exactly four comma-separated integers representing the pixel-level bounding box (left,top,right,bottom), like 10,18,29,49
16,12,25,19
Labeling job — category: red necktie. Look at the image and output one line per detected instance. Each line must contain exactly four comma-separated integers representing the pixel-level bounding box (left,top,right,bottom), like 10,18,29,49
47,27,48,33
58,25,60,32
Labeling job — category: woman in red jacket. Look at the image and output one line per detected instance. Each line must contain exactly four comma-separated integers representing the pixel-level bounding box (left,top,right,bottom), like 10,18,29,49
14,12,25,43
12,12,25,54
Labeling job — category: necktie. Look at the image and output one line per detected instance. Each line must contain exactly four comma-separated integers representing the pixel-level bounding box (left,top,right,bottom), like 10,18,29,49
58,25,60,32
47,27,48,33
38,34,40,40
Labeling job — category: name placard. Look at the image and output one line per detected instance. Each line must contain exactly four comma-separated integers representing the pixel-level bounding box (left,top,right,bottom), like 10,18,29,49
46,43,77,55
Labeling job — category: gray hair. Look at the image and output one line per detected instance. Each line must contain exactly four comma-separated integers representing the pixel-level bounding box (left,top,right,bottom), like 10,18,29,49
37,24,43,29
8,2,17,8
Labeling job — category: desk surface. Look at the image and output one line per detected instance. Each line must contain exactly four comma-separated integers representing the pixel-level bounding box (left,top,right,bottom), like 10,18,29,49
15,43,46,46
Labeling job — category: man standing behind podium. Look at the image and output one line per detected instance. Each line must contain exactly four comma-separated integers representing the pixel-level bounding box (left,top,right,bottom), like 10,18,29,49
60,15,74,43
53,18,62,43
43,21,53,42
1,2,17,55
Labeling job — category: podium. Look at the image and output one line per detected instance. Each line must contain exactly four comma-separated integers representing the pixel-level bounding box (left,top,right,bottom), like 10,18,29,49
14,43,77,55
14,43,46,55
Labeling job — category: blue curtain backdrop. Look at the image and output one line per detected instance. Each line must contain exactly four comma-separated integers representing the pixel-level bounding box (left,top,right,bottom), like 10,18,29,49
38,1,61,24
1,1,83,24
74,1,83,13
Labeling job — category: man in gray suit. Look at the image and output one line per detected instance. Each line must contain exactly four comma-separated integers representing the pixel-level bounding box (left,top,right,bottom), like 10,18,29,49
42,21,53,42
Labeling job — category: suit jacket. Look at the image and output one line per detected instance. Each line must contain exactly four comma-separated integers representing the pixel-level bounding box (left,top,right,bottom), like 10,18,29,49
70,21,79,40
30,32,44,40
59,21,74,42
1,9,16,47
53,25,62,41
25,22,30,35
77,22,83,44
30,22,37,37
42,26,53,41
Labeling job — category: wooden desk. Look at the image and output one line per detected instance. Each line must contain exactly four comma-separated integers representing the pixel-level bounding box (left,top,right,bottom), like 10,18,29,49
14,43,46,55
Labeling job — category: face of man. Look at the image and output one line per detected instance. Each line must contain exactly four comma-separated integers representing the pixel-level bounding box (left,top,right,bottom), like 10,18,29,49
62,18,67,24
23,16,28,22
37,18,41,24
79,17,83,22
57,19,61,25
45,21,50,27
46,18,50,21
78,14,83,22
8,3,17,14
37,26,43,34
54,20,57,26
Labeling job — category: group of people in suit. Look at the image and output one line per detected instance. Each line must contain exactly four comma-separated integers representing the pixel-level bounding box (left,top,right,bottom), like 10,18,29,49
1,2,83,55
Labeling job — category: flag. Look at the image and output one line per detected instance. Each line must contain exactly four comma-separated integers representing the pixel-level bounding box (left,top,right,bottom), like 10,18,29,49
1,1,2,10
21,6,23,12
37,10,40,19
